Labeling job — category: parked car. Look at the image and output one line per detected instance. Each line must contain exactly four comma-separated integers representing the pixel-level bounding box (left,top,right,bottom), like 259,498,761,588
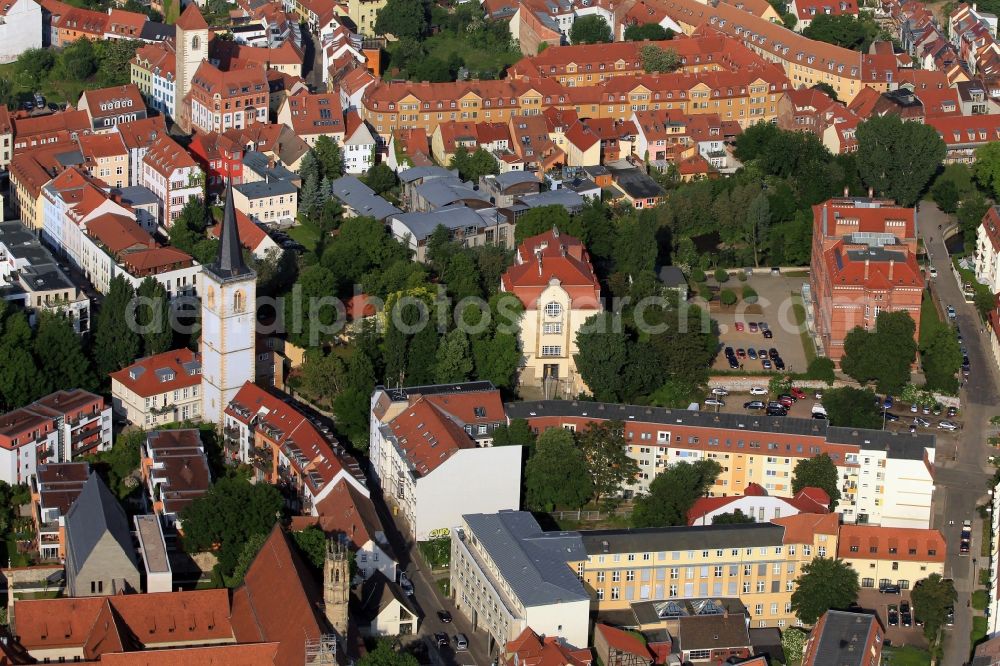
880,583,901,594
763,329,774,339
725,346,735,356
757,348,767,359
778,393,796,404
768,348,779,359
435,632,449,647
705,398,725,407
749,386,767,395
883,412,900,422
960,541,971,555
747,348,758,360
33,92,45,107
735,322,745,331
399,572,414,596
749,322,759,333
736,348,747,358
814,390,824,400
938,420,959,431
947,406,959,417
759,322,769,331
900,602,912,627
947,305,957,319
888,604,899,626
811,403,827,416
711,387,729,396
744,401,765,410
791,387,807,400
728,357,740,369
766,406,788,416
946,607,954,626
438,611,452,623
883,395,894,409
922,405,931,415
455,634,469,651
761,359,772,370
929,266,938,278
910,403,919,413
914,417,931,428
773,357,785,371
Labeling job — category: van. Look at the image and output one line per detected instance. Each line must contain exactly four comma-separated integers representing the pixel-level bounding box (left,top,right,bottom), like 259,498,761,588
455,634,469,650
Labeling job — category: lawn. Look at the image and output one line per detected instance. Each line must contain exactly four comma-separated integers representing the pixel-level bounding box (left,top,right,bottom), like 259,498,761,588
882,646,931,666
973,615,989,646
0,61,91,107
973,589,989,611
287,223,321,253
918,290,943,346
790,294,817,365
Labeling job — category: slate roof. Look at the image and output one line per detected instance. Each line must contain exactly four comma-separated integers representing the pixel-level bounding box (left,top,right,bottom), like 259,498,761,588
392,206,494,242
330,175,402,220
579,523,784,554
65,473,139,577
414,176,489,209
462,511,588,607
517,189,585,211
804,610,880,666
398,165,454,184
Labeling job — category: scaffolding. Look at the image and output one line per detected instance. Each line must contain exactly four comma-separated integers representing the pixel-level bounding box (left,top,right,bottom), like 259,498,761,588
304,635,337,665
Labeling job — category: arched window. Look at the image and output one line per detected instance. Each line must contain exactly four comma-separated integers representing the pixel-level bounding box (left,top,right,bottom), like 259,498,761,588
192,35,201,50
233,290,246,313
544,301,562,317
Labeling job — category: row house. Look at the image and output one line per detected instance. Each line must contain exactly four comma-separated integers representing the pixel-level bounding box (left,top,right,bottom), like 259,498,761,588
187,62,269,135
131,41,177,119
188,131,245,197
343,110,376,174
223,122,310,172
11,108,91,154
810,197,922,363
0,390,110,485
110,348,203,427
9,144,78,231
926,113,1000,163
368,382,521,541
141,429,211,528
50,4,107,45
789,0,859,31
77,84,148,133
224,381,368,515
233,178,298,226
838,524,945,591
276,92,344,146
507,400,937,529
76,133,130,189
115,115,169,188
30,461,89,560
975,205,1000,294
0,107,10,170
141,133,204,226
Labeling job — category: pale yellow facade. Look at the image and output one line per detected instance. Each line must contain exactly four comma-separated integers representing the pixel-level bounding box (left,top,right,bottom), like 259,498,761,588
842,557,944,590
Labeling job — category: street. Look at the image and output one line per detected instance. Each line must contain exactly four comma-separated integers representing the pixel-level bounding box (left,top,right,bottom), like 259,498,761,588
919,202,999,666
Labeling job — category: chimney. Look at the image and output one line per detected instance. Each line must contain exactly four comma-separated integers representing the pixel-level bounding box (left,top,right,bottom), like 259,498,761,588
538,253,543,276
889,259,894,281
868,186,874,198
864,258,870,280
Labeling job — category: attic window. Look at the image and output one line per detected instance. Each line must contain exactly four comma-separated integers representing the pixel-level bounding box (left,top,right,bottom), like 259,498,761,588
474,406,487,418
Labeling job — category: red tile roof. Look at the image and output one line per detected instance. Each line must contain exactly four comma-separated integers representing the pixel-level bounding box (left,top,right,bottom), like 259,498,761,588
116,116,168,150
502,229,601,309
595,624,654,660
78,84,146,120
143,133,198,175
793,0,858,21
772,512,840,544
837,525,946,562
282,92,344,137
86,213,155,255
306,478,383,550
110,348,202,399
78,133,128,160
176,2,208,30
981,206,1000,253
687,485,830,524
99,643,280,665
208,209,271,251
503,627,593,665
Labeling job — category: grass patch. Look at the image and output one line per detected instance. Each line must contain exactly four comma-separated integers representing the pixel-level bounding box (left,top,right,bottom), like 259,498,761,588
918,290,944,346
436,578,450,597
973,615,989,646
882,646,931,666
973,589,989,610
790,295,817,365
14,589,62,600
287,223,321,252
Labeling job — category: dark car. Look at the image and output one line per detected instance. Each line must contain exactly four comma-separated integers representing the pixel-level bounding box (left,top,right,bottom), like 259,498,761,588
887,605,899,626
880,584,901,594
766,406,788,417
434,632,449,647
773,357,786,371
438,611,453,623
744,400,765,410
883,412,900,422
768,348,779,359
947,406,959,417
763,329,773,339
761,358,772,370
812,412,827,419
725,346,735,357
946,607,955,626
728,357,740,369
900,602,912,627
960,541,971,555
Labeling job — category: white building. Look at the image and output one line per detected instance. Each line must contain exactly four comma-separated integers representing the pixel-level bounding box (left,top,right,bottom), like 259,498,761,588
452,511,590,653
852,439,936,528
369,383,522,541
140,134,204,227
976,206,1000,294
200,184,256,425
0,0,42,64
687,483,831,525
344,110,377,174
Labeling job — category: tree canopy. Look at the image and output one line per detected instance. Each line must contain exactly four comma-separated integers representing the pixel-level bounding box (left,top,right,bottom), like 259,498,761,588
821,387,882,430
450,146,499,182
910,574,957,656
631,459,722,527
359,640,421,666
855,115,946,206
640,44,680,73
712,510,756,525
840,310,917,394
624,23,673,40
791,453,841,510
570,15,612,44
92,276,142,377
525,428,593,511
375,0,428,39
791,557,860,624
801,14,880,51
577,421,639,507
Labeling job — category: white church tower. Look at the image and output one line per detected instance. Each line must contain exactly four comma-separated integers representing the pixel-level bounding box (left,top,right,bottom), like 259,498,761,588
174,3,208,132
201,182,256,425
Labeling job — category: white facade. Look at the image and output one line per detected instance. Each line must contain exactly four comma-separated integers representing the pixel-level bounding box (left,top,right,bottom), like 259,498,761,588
976,219,1000,294
854,448,935,528
41,185,134,269
0,436,45,485
344,123,376,174
78,232,201,298
0,0,42,64
200,268,257,425
689,495,813,526
140,161,203,228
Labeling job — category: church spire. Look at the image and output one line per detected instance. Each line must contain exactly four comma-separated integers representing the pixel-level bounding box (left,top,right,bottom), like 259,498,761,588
209,180,252,279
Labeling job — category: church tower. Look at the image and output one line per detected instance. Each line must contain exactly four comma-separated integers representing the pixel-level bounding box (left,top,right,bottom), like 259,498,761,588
201,182,256,425
323,538,350,638
174,3,208,132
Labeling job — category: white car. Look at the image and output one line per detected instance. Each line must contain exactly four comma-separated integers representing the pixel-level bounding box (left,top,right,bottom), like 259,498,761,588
711,387,729,396
811,403,827,416
929,266,938,278
938,420,959,431
705,398,725,407
749,387,767,396
914,417,931,428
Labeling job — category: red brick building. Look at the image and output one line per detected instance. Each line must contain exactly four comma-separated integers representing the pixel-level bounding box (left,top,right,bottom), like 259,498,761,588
809,198,924,364
188,131,244,196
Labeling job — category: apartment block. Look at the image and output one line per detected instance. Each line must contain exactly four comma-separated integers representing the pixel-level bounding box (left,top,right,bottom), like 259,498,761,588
838,525,946,591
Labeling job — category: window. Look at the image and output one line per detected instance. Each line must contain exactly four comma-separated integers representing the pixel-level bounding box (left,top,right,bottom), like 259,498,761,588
542,322,563,334
626,570,635,581
597,572,605,583
610,587,620,600
612,570,620,582
688,650,711,660
540,346,562,357
544,302,562,317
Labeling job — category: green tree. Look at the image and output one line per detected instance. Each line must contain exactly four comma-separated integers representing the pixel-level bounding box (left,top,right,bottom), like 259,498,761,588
135,277,174,356
359,640,421,666
570,15,612,44
313,136,344,180
364,163,397,195
16,49,55,87
180,476,284,578
514,206,571,243
640,44,680,73
802,13,879,50
712,509,755,524
92,276,142,376
491,419,536,450
811,82,838,101
791,453,842,510
577,421,639,508
525,428,593,511
719,289,737,306
781,628,808,664
375,0,428,39
230,532,267,586
450,146,499,182
62,38,97,79
300,348,347,406
959,191,990,253
88,428,144,498
624,23,672,40
574,313,631,401
840,311,917,394
921,326,962,393
435,328,473,383
974,141,1000,198
0,309,45,409
631,459,722,527
910,574,957,656
169,197,210,255
791,557,860,625
805,356,836,384
744,192,770,267
471,329,521,389
292,525,328,569
97,39,142,86
34,312,96,393
821,386,882,429
855,114,946,206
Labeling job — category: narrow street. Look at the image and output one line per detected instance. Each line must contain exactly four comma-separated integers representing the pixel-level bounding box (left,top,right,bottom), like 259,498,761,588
918,202,1000,666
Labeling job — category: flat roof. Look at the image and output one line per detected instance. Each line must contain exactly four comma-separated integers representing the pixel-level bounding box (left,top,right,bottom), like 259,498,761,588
134,514,171,575
579,523,785,555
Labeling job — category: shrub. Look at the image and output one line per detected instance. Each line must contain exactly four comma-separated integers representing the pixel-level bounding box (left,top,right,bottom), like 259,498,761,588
737,271,748,282
692,268,706,283
698,285,713,301
806,357,836,384
720,289,737,306
714,268,729,283
742,286,758,303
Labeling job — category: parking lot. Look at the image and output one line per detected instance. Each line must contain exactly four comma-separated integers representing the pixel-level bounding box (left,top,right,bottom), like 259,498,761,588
856,588,932,649
707,275,812,374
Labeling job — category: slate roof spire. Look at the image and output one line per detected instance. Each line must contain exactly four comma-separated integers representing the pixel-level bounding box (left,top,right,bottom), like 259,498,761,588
208,179,253,280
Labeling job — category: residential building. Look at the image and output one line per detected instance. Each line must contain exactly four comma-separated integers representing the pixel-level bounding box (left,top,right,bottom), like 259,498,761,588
593,623,654,666
77,133,130,188
110,348,203,427
926,114,1000,163
789,0,859,31
233,178,298,225
113,185,163,233
330,175,402,221
242,149,301,186
77,84,148,133
500,627,593,666
141,429,211,528
141,133,204,227
343,109,376,174
64,472,142,597
0,220,91,332
223,381,368,515
480,171,541,208
277,92,345,146
354,572,419,636
0,106,11,170
134,513,172,593
687,483,831,525
207,209,283,258
10,108,91,153
30,461,90,560
452,511,591,651
368,382,522,541
610,166,665,209
390,206,514,262
674,613,753,663
800,610,884,666
838,525,946,590
0,389,110,485
50,5,108,46
500,228,602,395
809,197,923,364
116,116,169,187
131,41,177,119
506,400,937,527
188,130,245,195
976,206,1000,294
187,61,270,135
0,0,43,64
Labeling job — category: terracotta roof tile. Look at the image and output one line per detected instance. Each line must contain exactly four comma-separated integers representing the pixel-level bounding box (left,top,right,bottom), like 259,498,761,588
838,524,946,562
110,348,201,399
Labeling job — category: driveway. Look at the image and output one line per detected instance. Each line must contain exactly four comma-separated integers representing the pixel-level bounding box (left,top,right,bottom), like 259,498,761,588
857,588,928,649
919,202,1000,666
